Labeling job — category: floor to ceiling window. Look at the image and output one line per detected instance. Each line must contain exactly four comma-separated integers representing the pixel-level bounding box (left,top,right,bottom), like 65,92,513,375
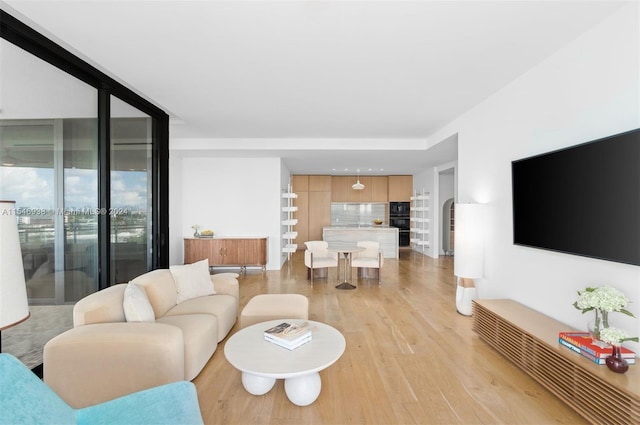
0,39,99,304
110,97,153,284
0,9,169,368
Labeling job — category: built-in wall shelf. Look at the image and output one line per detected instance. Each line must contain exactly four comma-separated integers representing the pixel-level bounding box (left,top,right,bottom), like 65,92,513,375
282,244,297,253
410,190,430,253
473,299,639,425
282,185,298,260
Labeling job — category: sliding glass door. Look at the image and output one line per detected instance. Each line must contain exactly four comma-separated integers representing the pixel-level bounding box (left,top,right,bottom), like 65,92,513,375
0,39,99,304
110,97,153,284
0,12,169,301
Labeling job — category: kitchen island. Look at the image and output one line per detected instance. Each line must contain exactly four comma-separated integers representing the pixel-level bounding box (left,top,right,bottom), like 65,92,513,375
323,226,398,259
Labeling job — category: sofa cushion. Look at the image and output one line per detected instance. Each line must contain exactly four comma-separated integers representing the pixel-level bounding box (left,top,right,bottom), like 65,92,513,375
164,295,237,342
131,270,179,318
123,283,155,322
156,314,218,381
74,284,127,327
170,260,215,304
44,322,185,408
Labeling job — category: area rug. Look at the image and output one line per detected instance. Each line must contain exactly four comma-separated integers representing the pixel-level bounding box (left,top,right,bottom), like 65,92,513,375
1,305,74,369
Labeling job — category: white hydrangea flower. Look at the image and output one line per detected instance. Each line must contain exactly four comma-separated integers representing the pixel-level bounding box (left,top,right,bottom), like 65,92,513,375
594,286,628,312
575,288,599,310
599,327,629,345
575,286,631,313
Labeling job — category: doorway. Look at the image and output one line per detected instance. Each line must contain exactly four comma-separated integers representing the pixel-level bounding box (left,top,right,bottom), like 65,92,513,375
442,199,455,255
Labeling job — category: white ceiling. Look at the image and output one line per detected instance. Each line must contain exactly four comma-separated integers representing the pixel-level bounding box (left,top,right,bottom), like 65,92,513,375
1,0,628,175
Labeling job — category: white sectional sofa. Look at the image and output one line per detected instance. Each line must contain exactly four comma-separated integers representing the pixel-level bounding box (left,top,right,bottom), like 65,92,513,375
43,261,238,408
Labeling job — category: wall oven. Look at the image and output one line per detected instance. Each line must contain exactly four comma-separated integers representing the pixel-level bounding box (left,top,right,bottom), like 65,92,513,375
389,202,411,247
390,201,410,217
389,217,410,231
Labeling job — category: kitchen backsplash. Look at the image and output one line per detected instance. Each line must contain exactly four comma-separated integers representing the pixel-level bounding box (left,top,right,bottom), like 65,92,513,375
330,203,387,226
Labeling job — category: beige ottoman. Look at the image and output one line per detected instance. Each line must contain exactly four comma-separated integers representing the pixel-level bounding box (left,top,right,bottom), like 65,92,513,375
240,294,309,328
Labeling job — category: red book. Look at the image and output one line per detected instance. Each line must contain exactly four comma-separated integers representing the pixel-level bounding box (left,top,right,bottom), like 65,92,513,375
559,332,636,359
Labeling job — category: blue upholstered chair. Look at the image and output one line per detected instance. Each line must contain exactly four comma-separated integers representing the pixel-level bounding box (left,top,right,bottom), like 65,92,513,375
0,353,204,425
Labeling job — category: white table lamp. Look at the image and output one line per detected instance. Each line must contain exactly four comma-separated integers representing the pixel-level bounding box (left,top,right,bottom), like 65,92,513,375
0,200,30,351
453,203,485,316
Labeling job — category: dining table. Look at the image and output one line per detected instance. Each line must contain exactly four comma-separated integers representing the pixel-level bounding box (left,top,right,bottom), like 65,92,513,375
327,242,365,290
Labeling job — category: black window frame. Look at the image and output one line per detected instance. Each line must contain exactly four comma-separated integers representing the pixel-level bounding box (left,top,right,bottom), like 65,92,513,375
1,9,170,288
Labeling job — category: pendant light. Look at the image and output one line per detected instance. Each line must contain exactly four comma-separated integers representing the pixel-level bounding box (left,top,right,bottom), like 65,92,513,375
352,169,365,190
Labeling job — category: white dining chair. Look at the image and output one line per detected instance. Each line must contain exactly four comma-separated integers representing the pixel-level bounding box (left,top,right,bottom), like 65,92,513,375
304,241,338,285
350,241,384,285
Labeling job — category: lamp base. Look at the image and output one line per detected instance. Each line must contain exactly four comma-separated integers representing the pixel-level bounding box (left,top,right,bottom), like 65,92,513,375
456,278,477,316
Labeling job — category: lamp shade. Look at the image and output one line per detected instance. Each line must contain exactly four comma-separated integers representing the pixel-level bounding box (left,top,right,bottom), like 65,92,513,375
454,203,485,279
352,169,365,190
0,200,29,330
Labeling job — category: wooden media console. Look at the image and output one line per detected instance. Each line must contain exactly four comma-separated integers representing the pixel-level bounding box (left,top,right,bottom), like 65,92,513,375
473,299,639,425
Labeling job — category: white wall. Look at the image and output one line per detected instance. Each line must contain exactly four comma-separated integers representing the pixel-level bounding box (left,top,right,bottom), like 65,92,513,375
169,156,284,270
430,4,640,351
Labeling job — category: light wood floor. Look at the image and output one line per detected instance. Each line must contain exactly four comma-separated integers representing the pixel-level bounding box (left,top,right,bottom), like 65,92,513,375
194,249,587,425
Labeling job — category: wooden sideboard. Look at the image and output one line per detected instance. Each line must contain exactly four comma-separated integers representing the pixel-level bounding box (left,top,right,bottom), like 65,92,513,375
473,299,639,425
184,237,267,271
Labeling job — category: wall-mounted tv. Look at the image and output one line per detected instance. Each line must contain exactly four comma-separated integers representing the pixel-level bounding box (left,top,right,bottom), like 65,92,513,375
512,128,640,266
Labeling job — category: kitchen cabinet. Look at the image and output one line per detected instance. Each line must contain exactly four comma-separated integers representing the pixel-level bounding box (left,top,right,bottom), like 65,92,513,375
294,173,410,246
292,175,309,192
184,237,267,271
370,176,388,202
332,175,371,202
308,191,331,241
309,175,331,191
331,176,387,202
296,175,331,243
388,175,413,201
330,176,352,202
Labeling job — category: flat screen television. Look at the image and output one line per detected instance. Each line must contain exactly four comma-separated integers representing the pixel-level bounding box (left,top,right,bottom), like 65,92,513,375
512,128,640,266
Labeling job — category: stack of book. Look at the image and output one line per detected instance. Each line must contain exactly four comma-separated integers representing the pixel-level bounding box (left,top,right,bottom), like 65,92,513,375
558,332,636,365
264,322,312,350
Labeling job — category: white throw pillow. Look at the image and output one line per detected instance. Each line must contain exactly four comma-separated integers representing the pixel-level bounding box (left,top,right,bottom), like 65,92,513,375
123,282,155,322
170,259,215,304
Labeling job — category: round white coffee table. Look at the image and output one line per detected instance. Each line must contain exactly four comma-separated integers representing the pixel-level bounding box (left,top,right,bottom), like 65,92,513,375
224,319,346,406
